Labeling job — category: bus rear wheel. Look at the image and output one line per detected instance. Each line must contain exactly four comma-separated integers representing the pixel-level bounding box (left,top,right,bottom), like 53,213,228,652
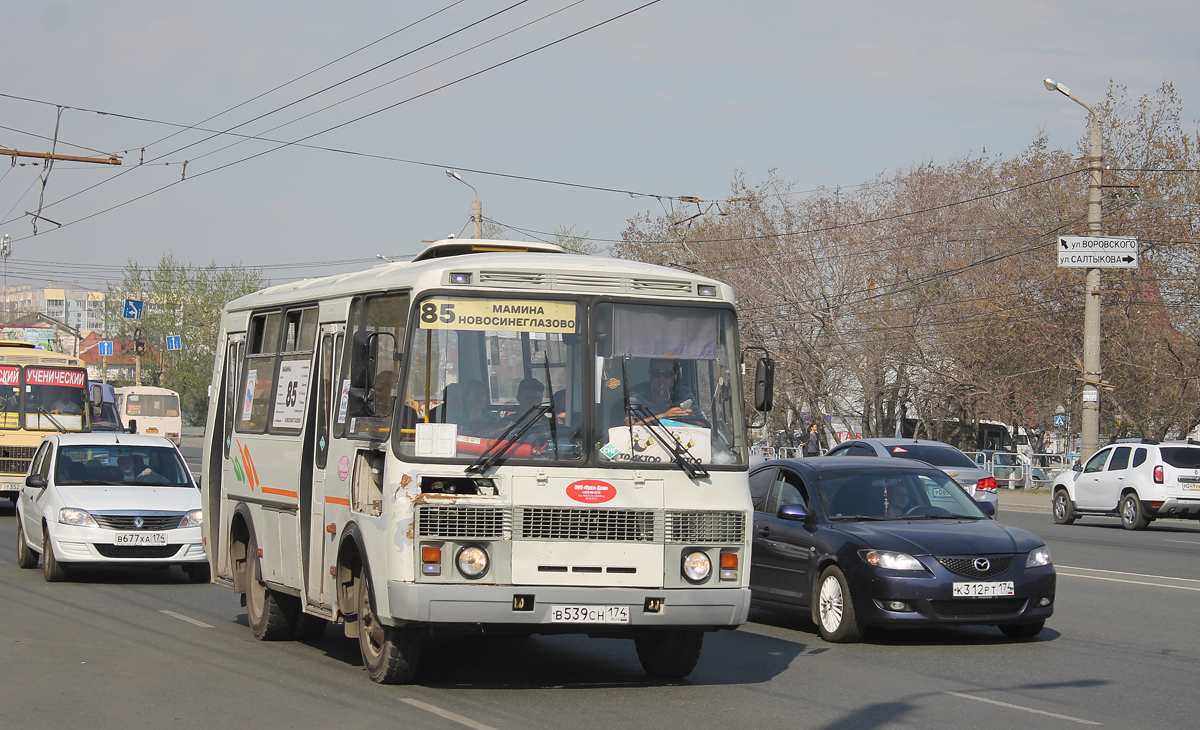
357,572,421,684
246,536,295,640
634,628,704,679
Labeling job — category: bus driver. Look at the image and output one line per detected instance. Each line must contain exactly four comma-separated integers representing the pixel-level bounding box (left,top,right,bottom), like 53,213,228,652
629,358,699,421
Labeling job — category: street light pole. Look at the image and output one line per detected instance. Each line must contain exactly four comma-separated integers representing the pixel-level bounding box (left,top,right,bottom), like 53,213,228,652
446,170,483,239
1045,78,1103,461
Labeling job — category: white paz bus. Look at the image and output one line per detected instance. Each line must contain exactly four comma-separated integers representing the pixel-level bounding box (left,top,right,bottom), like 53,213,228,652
202,239,773,683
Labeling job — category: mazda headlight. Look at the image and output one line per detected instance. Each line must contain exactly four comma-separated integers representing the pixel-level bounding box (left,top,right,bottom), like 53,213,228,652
179,509,203,528
860,549,925,571
59,508,97,527
1026,545,1052,568
456,546,489,578
682,550,713,583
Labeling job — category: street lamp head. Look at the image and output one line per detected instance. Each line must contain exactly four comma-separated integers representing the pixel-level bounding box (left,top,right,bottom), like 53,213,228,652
446,169,463,182
1043,78,1070,96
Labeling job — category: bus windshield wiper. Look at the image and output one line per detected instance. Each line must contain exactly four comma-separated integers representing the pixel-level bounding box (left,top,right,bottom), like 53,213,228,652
617,358,708,480
626,402,709,479
35,405,69,434
465,403,552,474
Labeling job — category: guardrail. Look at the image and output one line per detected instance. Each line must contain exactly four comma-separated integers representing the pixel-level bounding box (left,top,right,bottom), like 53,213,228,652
963,451,1072,489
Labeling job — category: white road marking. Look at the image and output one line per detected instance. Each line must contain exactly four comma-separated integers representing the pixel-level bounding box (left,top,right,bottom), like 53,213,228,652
1057,573,1200,592
946,691,1102,725
401,698,501,730
159,609,214,628
1058,565,1200,584
1164,539,1200,546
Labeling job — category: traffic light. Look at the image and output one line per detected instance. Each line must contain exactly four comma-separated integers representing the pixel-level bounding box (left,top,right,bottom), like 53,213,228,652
135,339,145,355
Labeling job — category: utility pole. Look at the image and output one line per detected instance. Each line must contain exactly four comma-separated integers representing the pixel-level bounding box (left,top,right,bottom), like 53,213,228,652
1,234,10,324
446,170,483,238
1045,78,1103,461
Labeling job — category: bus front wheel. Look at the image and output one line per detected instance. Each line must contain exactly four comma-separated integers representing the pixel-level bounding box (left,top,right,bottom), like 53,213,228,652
357,572,421,684
634,628,704,679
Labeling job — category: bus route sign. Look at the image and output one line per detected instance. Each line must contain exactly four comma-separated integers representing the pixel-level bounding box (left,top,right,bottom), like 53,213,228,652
1057,236,1138,268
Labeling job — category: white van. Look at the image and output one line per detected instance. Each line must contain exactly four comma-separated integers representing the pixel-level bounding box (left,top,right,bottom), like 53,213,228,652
115,386,182,444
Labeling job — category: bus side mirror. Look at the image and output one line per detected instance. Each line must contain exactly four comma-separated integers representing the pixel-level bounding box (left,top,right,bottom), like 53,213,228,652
127,419,138,434
754,357,775,412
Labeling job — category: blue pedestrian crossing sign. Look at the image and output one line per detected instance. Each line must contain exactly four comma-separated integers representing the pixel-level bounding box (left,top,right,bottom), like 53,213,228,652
1054,415,1066,428
123,299,143,320
97,341,114,356
166,335,182,351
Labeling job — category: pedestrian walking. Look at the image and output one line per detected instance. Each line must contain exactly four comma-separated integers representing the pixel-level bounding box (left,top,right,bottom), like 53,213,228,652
804,422,821,457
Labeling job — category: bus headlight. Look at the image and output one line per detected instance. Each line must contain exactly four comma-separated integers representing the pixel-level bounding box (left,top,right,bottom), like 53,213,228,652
682,550,712,583
456,546,489,578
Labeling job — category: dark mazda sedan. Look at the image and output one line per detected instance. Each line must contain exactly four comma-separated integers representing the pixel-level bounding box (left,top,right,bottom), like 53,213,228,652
749,456,1055,642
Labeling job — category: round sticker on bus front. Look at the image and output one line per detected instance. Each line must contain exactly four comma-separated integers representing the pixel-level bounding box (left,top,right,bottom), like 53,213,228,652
566,479,615,504
338,455,350,481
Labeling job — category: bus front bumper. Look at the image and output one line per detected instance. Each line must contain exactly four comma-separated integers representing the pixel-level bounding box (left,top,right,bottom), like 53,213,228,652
386,581,750,629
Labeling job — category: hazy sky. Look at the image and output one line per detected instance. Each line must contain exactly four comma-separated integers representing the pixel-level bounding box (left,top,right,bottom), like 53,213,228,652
2,0,1198,291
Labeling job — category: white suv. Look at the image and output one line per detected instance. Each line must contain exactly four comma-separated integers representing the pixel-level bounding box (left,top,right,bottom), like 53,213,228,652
1051,438,1200,530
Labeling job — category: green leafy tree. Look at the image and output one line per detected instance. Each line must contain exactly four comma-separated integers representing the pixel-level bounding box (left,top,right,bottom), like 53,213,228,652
106,255,268,425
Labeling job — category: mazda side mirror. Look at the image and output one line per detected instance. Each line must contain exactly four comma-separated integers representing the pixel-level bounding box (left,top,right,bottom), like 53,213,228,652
978,500,996,518
778,503,816,524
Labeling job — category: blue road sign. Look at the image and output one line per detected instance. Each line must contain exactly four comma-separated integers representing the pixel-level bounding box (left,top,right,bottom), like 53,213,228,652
97,340,114,356
1054,415,1066,428
166,335,182,351
123,299,143,320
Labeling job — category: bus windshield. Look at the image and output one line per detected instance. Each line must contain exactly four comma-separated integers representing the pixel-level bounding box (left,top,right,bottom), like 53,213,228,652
595,302,745,466
0,365,89,432
398,296,584,462
395,296,746,467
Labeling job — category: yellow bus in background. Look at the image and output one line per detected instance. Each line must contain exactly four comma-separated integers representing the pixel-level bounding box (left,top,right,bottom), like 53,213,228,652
0,341,90,502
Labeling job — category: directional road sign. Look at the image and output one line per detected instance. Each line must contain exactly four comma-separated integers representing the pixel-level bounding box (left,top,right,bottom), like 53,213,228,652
123,299,144,319
1057,236,1138,268
97,340,114,356
166,335,182,351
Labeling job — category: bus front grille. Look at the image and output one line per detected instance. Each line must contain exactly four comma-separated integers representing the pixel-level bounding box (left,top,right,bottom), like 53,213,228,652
516,507,657,542
417,505,511,539
0,446,37,475
665,510,746,544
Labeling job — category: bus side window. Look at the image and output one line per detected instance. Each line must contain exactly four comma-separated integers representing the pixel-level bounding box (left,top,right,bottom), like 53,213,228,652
237,312,281,433
223,340,243,457
339,293,408,440
315,333,333,469
352,450,383,516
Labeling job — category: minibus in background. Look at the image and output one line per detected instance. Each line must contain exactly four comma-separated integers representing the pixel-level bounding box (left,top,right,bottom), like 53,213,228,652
201,239,772,683
116,385,182,444
0,341,90,502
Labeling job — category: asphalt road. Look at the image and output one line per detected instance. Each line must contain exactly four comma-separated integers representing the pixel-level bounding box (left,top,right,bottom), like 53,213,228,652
2,454,1198,729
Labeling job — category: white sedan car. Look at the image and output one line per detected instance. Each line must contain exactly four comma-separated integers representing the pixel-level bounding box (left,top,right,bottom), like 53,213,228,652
15,433,209,582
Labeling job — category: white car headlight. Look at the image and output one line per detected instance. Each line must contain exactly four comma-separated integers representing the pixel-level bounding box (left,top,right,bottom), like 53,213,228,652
59,507,97,527
682,550,713,582
456,546,489,578
1026,545,1052,568
861,549,925,571
179,510,203,528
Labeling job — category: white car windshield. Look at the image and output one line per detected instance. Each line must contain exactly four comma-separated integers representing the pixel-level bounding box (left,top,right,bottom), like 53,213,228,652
55,445,192,487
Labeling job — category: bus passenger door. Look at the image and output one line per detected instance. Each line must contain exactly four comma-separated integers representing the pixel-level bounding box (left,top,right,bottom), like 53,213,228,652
305,326,342,606
217,335,245,581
